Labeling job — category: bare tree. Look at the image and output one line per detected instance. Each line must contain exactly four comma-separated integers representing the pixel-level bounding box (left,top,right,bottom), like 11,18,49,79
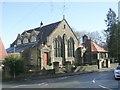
74,30,106,47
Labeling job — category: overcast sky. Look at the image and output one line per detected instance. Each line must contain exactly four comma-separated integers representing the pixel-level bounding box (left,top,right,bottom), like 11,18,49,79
0,0,119,48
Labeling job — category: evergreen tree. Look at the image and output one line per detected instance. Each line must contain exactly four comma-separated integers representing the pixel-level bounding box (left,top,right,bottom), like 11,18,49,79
105,8,120,63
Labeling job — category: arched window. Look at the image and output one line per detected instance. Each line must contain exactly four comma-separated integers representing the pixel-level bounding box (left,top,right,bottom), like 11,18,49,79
63,34,67,43
23,37,28,44
17,39,21,45
31,36,36,42
68,37,74,57
54,36,62,57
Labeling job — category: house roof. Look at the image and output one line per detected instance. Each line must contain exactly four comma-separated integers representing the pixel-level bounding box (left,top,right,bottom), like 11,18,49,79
7,43,36,53
10,20,61,47
82,40,108,53
8,20,62,53
79,44,84,48
90,41,107,52
37,21,61,44
0,37,8,60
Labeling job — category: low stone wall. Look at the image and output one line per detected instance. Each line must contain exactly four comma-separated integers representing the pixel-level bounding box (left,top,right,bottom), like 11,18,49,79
76,63,117,72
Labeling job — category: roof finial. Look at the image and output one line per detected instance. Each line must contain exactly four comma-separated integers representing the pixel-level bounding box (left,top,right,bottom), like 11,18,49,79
62,0,67,20
40,21,43,27
63,15,65,19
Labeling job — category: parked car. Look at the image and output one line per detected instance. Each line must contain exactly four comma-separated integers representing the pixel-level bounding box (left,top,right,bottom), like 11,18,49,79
114,65,120,79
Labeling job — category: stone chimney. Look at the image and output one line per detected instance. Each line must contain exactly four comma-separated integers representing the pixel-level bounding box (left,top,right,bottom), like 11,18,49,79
82,34,88,43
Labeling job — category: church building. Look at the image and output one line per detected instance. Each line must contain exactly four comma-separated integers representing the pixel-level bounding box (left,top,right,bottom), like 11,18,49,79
7,18,79,71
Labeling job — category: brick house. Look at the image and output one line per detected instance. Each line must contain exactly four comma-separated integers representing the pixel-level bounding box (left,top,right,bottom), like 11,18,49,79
0,37,8,61
78,35,110,68
7,18,79,71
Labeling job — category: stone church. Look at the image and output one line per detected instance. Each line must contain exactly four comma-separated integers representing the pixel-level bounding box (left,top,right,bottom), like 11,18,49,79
7,18,79,71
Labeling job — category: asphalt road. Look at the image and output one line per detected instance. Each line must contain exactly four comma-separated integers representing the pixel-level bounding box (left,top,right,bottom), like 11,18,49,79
2,70,120,90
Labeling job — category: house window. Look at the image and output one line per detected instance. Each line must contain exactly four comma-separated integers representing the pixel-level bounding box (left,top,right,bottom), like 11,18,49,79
99,53,106,59
31,36,36,42
64,24,66,29
93,53,97,59
17,39,21,45
23,37,28,44
68,38,74,57
54,36,62,57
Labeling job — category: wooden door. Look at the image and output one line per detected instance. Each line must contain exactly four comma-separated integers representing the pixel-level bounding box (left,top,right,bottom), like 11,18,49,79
44,52,48,65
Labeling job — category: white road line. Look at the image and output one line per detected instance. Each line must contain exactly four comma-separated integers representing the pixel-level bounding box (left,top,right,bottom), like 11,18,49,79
59,76,68,80
45,84,48,86
92,78,113,90
41,82,45,85
99,85,113,90
92,79,95,83
38,84,42,86
12,84,30,88
92,78,96,83
11,82,49,88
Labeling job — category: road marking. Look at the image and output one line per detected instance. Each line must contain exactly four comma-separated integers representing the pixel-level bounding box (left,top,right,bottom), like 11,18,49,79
93,77,113,90
38,84,42,86
92,78,95,83
99,85,113,90
12,84,30,88
92,80,95,83
57,76,68,80
45,83,48,86
41,83,45,85
11,82,49,88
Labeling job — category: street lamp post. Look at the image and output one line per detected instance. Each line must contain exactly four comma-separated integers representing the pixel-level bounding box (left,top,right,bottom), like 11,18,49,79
14,45,16,53
13,45,16,79
13,60,15,79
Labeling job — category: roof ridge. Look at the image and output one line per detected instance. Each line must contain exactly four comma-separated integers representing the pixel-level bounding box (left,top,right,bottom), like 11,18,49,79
22,20,62,33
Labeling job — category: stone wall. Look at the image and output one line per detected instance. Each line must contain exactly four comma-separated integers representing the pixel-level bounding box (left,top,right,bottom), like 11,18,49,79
75,63,117,72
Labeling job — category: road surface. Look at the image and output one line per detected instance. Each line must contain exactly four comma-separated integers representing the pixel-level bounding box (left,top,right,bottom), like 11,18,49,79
2,70,120,90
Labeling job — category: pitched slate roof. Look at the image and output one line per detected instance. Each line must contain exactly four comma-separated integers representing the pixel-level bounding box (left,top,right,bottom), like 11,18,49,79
10,20,61,47
7,43,36,53
7,20,61,53
0,37,8,60
37,21,61,44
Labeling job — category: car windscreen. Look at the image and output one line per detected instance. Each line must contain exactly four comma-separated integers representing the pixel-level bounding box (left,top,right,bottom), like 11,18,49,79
116,67,120,70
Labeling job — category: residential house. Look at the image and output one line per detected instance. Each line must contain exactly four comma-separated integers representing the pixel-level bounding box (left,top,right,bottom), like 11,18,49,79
0,37,8,62
79,35,110,68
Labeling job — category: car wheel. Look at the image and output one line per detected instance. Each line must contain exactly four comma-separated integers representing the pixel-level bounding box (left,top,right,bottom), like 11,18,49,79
115,77,117,80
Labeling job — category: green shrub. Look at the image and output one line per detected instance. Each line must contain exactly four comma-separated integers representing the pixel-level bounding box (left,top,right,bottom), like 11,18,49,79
2,55,25,77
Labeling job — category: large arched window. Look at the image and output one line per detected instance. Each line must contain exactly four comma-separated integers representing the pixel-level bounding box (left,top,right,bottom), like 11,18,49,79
17,39,21,45
68,37,74,57
23,37,28,44
54,36,62,57
31,36,36,42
